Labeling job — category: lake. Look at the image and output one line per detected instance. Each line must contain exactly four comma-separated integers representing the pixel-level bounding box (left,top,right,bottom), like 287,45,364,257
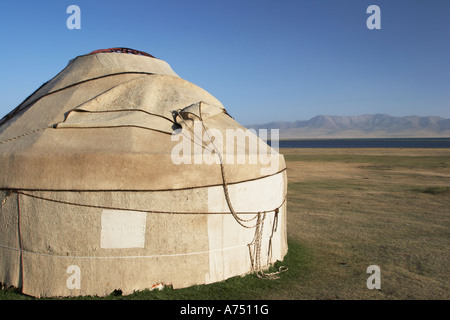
270,138,450,148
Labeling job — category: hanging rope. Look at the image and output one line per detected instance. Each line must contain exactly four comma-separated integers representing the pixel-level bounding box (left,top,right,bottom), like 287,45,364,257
175,109,288,279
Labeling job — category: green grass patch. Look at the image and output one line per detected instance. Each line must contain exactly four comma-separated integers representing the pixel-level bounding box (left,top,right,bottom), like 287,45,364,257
414,186,450,195
0,238,311,300
0,286,30,300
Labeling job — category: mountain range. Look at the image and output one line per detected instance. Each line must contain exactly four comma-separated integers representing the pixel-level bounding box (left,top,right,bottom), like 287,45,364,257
246,114,450,139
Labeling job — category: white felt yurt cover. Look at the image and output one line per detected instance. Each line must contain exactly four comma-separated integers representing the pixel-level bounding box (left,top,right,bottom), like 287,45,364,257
0,48,287,297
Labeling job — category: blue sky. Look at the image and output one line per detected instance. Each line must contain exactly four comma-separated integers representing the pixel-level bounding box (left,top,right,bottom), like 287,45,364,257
0,0,449,125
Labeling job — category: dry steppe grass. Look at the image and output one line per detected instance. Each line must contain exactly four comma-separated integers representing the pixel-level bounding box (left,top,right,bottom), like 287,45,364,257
281,148,450,299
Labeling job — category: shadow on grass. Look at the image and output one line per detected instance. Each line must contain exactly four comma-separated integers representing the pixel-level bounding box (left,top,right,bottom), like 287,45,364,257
0,238,312,300
413,186,450,195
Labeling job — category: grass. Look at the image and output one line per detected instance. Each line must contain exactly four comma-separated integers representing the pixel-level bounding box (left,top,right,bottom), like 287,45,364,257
1,147,449,300
284,152,450,170
0,239,312,300
416,186,450,195
283,148,450,300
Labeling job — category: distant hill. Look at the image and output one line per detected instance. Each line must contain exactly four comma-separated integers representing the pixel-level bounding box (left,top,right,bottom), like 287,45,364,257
246,114,450,139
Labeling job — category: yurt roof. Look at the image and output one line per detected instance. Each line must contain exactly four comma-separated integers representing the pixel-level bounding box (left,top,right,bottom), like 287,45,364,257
0,49,285,191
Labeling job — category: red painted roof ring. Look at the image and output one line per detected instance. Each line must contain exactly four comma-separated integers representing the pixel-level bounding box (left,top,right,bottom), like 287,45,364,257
89,48,155,58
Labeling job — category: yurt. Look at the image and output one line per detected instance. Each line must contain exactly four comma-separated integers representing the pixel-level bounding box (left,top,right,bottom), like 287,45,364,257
0,48,287,298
